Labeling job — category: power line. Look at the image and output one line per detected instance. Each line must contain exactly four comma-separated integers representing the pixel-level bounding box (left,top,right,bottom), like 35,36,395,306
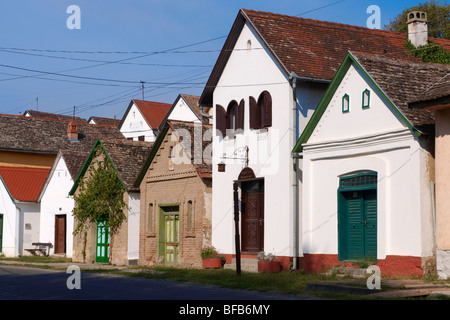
0,48,213,68
295,0,346,17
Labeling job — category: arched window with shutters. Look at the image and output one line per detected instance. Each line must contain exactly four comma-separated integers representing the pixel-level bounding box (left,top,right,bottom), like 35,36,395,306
250,91,272,129
215,100,244,136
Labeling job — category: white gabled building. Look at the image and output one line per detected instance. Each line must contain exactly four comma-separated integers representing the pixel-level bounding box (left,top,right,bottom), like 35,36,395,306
294,52,450,277
118,100,172,142
198,8,449,272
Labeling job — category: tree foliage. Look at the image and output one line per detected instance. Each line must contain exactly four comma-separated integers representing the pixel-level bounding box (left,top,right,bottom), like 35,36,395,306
404,39,450,63
72,144,127,237
384,0,450,40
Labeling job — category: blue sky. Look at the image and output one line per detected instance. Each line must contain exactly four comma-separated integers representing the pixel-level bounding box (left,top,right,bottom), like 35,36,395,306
0,0,424,120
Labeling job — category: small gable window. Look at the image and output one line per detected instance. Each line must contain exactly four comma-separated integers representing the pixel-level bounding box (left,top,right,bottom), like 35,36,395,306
362,89,370,109
342,94,350,113
215,100,244,136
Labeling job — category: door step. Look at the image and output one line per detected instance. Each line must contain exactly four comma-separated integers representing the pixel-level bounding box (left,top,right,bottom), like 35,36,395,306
328,266,369,278
224,258,258,273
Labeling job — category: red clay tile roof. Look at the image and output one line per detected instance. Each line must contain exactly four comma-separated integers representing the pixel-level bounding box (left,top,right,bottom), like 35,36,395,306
0,114,124,155
407,74,450,109
24,110,87,122
0,166,50,202
100,139,154,192
88,116,121,127
199,8,450,105
354,52,450,133
132,99,172,129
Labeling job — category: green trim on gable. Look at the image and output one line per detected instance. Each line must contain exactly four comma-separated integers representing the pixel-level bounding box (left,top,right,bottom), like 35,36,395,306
134,123,171,188
68,138,127,196
292,52,420,153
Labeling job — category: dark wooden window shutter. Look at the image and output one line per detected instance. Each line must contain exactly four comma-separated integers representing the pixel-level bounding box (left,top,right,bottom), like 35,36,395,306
215,104,226,136
237,99,245,130
249,96,258,129
262,91,272,127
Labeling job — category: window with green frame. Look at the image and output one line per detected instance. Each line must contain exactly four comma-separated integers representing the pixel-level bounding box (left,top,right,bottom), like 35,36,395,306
342,94,349,113
362,89,370,109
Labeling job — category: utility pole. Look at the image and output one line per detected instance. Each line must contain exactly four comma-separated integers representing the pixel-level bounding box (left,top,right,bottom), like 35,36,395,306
233,182,241,276
140,81,145,100
36,97,38,111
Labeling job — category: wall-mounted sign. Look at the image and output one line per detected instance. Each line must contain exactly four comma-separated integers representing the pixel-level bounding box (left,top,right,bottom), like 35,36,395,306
238,167,255,180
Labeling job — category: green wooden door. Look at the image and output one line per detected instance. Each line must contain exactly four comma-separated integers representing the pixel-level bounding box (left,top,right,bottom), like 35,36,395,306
158,206,180,265
338,173,377,262
364,190,377,259
0,214,3,253
96,219,110,263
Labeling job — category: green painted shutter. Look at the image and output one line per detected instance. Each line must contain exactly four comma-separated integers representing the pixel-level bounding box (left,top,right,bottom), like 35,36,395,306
338,172,377,262
347,192,364,260
364,190,377,259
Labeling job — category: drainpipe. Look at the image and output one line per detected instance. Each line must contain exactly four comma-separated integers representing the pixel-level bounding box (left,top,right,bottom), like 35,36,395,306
290,72,299,270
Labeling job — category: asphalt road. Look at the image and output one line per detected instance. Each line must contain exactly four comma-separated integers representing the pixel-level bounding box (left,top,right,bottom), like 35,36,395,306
0,265,311,301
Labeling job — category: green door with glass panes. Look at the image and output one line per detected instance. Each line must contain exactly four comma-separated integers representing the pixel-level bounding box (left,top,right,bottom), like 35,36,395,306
338,172,377,262
96,219,110,263
158,206,180,265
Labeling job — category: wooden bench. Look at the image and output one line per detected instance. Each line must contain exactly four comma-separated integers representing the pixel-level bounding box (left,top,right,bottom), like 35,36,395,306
25,242,53,257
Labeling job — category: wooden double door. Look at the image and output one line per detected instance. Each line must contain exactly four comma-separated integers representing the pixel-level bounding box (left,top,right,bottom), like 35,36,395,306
241,180,264,254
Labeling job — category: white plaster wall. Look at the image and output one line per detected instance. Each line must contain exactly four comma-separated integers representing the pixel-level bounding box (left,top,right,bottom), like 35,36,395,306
40,157,75,257
19,202,41,255
301,62,434,259
309,64,406,144
127,192,140,262
168,98,201,123
303,135,426,258
120,103,156,142
212,22,296,257
0,181,17,256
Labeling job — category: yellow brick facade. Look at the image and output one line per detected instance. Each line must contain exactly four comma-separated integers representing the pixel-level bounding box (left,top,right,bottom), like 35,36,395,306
139,126,212,268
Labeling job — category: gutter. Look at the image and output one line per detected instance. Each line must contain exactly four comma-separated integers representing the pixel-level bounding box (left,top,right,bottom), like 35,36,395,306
290,74,332,85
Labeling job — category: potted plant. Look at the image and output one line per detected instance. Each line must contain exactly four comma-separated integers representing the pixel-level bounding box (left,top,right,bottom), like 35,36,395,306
201,246,224,269
257,251,281,272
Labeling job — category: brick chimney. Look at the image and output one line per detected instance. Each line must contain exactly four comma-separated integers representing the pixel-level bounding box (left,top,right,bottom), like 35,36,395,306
67,121,79,141
407,11,428,47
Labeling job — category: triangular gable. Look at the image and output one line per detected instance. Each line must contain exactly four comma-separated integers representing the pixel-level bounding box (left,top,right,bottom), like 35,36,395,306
68,139,127,196
160,94,202,128
118,99,172,132
134,120,212,188
134,123,171,188
293,52,419,153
